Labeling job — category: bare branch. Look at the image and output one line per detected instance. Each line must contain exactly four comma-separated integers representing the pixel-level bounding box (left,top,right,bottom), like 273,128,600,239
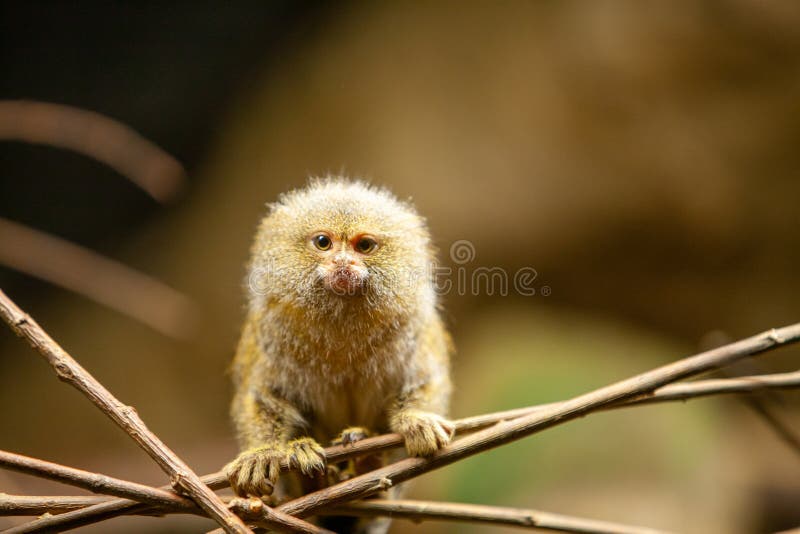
456,369,800,431
0,493,664,534
0,474,224,533
0,495,333,534
0,450,196,511
0,469,321,534
0,290,252,534
261,323,800,523
0,100,185,202
228,498,334,534
624,369,800,403
0,494,109,516
0,493,670,534
2,499,162,533
24,368,800,532
0,217,196,339
325,499,669,534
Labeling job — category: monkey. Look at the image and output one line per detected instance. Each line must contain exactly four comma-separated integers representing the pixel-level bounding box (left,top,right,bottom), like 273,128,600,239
224,177,453,532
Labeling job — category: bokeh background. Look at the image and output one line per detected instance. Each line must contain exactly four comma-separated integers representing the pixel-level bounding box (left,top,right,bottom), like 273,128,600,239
2,2,800,533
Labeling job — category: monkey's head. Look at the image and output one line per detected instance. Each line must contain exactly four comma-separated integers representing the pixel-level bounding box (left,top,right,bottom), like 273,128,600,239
249,178,436,315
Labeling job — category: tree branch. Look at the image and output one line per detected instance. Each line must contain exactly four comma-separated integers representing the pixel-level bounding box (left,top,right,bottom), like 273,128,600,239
455,369,800,431
227,498,334,534
15,368,800,532
0,495,109,516
0,450,198,511
0,469,324,534
0,290,252,534
5,317,796,532
257,323,800,524
0,495,336,534
0,474,224,533
0,495,334,534
2,499,164,534
0,494,664,534
325,499,668,534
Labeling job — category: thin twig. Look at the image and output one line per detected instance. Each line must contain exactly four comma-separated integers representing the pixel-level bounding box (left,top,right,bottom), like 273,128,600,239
0,290,251,534
0,494,326,534
325,499,669,534
0,475,217,533
0,100,185,202
21,368,800,532
0,494,664,534
258,324,800,524
0,217,196,339
0,450,196,511
0,495,109,516
0,469,321,534
455,369,800,431
0,494,336,534
228,498,334,534
1,500,159,533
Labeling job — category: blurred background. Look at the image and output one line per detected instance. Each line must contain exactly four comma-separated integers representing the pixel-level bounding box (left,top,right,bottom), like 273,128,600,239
1,1,799,533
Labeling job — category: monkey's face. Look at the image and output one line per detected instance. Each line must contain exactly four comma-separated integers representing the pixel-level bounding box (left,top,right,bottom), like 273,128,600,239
251,180,435,313
307,230,378,296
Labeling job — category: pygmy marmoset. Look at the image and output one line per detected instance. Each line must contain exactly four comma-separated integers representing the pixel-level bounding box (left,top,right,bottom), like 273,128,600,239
225,178,454,511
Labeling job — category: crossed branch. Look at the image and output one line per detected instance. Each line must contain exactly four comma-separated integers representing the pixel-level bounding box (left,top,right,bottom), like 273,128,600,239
1,288,798,533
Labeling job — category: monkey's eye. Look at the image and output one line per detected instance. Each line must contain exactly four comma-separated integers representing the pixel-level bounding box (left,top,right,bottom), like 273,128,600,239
311,234,332,251
355,236,378,254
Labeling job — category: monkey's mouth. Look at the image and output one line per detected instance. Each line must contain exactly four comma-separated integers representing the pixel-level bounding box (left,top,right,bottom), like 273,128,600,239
324,267,367,296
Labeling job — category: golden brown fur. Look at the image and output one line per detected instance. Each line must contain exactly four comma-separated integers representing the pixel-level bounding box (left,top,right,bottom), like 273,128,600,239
225,178,453,525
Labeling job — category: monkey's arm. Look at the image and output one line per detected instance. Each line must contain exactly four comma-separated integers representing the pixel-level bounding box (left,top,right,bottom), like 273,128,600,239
225,323,325,496
388,320,454,456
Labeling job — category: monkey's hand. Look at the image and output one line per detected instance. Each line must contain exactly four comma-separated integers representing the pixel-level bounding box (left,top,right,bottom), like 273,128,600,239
224,437,326,497
390,409,455,457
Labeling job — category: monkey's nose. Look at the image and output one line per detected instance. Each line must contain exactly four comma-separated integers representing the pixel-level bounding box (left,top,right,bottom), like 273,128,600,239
326,265,365,295
332,254,357,267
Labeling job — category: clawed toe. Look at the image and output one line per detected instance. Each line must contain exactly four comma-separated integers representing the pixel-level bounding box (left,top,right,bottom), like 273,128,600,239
333,426,371,446
225,437,326,496
286,437,326,476
225,445,281,497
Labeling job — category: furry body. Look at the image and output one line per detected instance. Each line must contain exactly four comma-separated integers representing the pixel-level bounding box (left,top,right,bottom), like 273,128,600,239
225,179,453,525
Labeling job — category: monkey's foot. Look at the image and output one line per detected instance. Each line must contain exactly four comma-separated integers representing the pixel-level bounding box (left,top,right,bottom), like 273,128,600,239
333,426,371,446
285,437,327,477
390,409,455,457
224,443,285,497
